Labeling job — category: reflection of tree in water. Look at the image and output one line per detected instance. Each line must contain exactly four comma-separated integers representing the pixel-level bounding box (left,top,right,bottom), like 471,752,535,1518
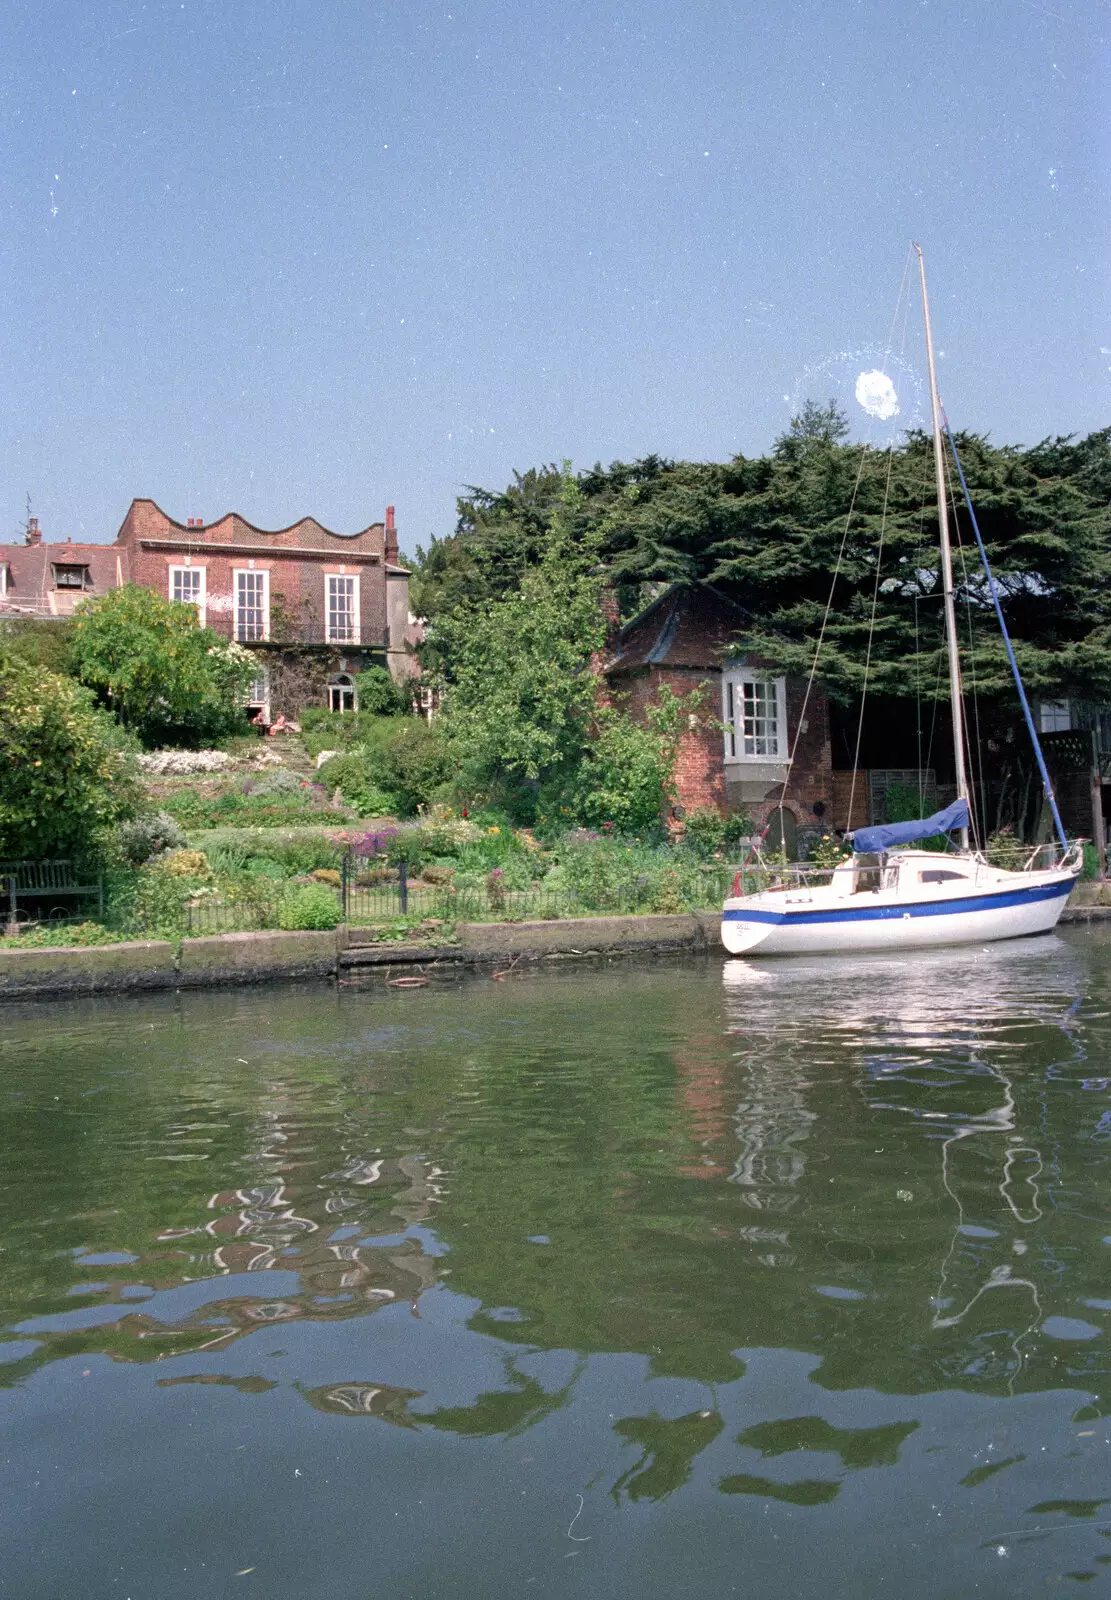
721,1414,918,1503
610,1409,724,1503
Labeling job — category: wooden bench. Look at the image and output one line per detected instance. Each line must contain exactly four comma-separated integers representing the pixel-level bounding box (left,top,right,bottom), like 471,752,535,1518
0,860,104,926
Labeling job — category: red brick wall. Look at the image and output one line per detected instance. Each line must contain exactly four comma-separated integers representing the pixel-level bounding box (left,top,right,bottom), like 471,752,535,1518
113,500,389,647
614,664,834,833
616,668,728,816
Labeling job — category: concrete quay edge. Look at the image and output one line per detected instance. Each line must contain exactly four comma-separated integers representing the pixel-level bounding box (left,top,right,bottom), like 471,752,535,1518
0,940,177,998
3,892,1104,1002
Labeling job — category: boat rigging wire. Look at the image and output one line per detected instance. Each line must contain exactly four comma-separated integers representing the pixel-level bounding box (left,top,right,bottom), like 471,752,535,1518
942,414,1069,851
950,473,987,851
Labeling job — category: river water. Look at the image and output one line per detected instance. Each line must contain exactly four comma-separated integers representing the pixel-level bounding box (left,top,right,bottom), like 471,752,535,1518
3,934,1111,1597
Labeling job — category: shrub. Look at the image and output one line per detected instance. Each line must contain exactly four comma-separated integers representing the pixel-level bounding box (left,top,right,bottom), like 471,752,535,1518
721,810,755,849
317,753,398,817
421,864,455,886
0,652,140,859
414,816,483,856
560,690,689,836
373,720,452,815
115,810,188,867
309,868,342,887
0,921,128,949
133,861,198,933
251,769,309,798
278,882,342,930
0,617,77,677
683,808,726,857
161,849,213,879
354,665,409,716
807,834,852,870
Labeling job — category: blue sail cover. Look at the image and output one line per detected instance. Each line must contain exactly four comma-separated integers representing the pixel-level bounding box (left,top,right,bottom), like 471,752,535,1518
852,797,970,855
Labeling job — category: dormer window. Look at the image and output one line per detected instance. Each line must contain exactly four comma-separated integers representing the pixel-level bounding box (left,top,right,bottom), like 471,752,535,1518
52,564,90,590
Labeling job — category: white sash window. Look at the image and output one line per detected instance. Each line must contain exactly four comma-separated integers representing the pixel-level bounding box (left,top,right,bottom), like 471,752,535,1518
235,569,269,641
169,565,205,626
326,574,359,643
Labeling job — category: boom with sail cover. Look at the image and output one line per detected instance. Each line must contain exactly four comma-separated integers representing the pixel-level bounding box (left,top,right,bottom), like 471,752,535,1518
851,797,970,856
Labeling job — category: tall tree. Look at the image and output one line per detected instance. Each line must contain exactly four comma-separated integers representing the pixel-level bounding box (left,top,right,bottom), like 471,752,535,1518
71,586,256,749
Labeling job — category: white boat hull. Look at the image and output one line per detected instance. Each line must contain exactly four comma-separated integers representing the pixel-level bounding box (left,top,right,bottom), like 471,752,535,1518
722,859,1078,956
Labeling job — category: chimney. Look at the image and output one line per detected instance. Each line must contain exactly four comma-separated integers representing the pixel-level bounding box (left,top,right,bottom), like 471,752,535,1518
25,516,41,547
186,518,204,530
600,579,622,649
384,504,398,564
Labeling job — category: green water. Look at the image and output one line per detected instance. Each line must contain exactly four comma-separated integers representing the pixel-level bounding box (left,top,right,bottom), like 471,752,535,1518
4,936,1111,1597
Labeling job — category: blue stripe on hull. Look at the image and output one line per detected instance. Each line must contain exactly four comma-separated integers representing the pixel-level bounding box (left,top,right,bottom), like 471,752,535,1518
722,876,1073,927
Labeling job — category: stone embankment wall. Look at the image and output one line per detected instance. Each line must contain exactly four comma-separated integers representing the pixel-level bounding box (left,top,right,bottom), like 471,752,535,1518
0,897,1105,1003
0,915,724,1002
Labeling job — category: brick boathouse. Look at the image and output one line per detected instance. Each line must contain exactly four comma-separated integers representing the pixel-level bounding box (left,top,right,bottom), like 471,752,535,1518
604,582,834,855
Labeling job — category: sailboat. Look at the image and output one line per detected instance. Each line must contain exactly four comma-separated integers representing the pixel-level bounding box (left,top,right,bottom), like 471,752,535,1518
721,246,1083,957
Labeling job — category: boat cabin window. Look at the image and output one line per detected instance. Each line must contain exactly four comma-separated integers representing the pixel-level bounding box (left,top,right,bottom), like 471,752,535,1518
918,868,968,884
851,853,883,892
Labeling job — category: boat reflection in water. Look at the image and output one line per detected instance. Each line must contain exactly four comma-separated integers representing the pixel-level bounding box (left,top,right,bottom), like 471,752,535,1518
723,934,1089,1393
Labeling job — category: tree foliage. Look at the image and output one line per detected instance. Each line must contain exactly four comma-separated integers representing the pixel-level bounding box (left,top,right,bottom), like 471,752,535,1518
0,650,140,859
432,474,606,800
414,424,1111,709
71,585,256,748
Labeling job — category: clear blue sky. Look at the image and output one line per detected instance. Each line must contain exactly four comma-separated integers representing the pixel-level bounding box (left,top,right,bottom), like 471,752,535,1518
1,0,1107,557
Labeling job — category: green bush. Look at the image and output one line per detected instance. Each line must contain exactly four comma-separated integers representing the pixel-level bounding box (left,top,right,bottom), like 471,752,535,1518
115,810,188,867
0,920,129,949
133,859,203,933
354,665,409,716
317,719,450,817
300,709,396,759
721,810,755,849
250,769,310,798
374,720,452,815
278,882,342,930
683,808,726,857
0,617,77,677
317,753,398,817
161,786,330,828
0,652,141,859
199,832,342,878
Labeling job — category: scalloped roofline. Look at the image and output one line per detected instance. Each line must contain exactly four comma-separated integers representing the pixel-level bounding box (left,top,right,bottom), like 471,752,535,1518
119,498,384,542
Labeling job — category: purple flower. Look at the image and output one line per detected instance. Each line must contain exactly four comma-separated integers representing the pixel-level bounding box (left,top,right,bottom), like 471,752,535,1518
351,827,400,857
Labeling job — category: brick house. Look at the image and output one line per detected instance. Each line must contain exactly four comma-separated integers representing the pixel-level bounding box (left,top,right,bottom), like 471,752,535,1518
604,580,1111,851
604,582,834,854
0,501,414,720
0,517,124,618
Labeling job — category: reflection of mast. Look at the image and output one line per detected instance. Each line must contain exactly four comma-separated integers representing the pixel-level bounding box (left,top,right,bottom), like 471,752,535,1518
929,1065,1047,1386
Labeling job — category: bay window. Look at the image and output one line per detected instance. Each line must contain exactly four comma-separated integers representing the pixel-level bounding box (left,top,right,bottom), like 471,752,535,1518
723,671,787,761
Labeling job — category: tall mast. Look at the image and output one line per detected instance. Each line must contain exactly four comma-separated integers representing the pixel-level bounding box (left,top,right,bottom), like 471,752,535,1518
915,243,970,849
